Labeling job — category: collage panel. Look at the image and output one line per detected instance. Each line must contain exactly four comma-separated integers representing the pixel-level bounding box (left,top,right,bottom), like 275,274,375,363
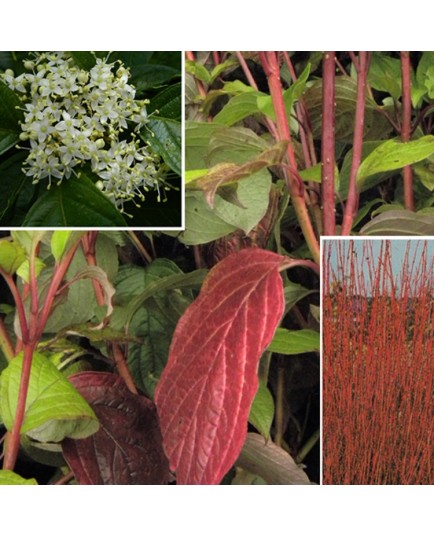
322,237,433,484
0,51,182,228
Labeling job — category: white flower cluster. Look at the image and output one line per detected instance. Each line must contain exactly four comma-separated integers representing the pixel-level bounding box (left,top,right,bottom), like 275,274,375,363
2,52,164,210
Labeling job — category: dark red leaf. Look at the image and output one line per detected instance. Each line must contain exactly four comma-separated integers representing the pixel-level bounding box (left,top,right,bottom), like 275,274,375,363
62,372,169,485
154,248,286,484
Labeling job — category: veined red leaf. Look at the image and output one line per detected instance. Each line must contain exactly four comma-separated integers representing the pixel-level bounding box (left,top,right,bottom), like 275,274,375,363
62,372,169,485
154,248,287,484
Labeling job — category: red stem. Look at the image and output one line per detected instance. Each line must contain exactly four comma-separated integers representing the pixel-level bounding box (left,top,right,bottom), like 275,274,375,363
36,241,81,340
28,246,40,342
283,52,322,233
259,51,320,265
341,52,370,235
400,51,414,211
81,232,138,394
234,51,279,139
321,52,337,236
2,342,36,470
0,269,29,344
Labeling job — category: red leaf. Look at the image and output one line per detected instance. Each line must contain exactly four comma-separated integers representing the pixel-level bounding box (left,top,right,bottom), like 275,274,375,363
62,372,169,485
154,248,286,484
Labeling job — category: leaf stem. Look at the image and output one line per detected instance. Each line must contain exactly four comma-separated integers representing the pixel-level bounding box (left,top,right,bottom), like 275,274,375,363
274,358,285,447
321,52,337,236
127,231,153,264
400,51,414,211
295,428,320,464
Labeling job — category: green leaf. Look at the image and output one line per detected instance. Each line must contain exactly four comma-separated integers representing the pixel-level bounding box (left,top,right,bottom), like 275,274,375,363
268,328,319,355
360,209,434,235
0,351,99,442
283,282,315,315
368,53,402,100
0,152,35,226
357,136,434,183
213,170,272,234
51,231,85,263
187,141,286,208
185,60,211,84
339,141,393,199
69,51,96,71
142,118,181,176
207,126,270,166
111,260,195,397
0,239,26,274
303,77,392,142
213,91,265,126
173,191,237,245
184,121,225,169
208,58,239,85
0,470,37,485
16,257,46,283
133,63,180,92
414,161,434,191
300,161,339,189
71,265,115,318
44,234,119,333
0,79,24,132
147,83,181,120
11,230,48,255
249,381,274,440
22,172,127,227
115,265,207,330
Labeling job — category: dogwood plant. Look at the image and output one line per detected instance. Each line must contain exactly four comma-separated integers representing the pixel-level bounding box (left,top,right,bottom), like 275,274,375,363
1,52,164,210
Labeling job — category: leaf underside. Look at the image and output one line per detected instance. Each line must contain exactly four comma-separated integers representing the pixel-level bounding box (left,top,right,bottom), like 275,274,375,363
154,248,286,485
62,372,170,485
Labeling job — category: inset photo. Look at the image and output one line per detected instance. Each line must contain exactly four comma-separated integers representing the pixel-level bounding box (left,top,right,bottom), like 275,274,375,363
0,51,182,228
322,238,434,484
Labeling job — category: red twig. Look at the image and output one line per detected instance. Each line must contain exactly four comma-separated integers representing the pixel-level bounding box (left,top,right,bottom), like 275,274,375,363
400,52,414,211
234,52,278,139
321,52,336,236
258,51,320,265
3,342,36,470
341,52,370,235
0,269,29,344
81,232,138,394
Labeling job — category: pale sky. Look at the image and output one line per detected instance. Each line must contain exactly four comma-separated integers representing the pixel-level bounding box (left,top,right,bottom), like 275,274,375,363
322,238,434,296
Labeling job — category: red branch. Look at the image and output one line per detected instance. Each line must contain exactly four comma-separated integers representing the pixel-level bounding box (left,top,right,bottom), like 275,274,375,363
341,52,370,235
400,52,414,211
321,52,336,236
259,52,320,265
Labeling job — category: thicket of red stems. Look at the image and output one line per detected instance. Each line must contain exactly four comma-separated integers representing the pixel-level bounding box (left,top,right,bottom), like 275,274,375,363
322,240,433,484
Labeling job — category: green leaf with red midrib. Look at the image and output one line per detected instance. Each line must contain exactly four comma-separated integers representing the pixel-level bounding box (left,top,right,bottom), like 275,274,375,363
154,248,286,484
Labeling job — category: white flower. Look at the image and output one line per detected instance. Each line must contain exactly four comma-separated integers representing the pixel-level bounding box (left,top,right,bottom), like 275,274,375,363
1,51,164,208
